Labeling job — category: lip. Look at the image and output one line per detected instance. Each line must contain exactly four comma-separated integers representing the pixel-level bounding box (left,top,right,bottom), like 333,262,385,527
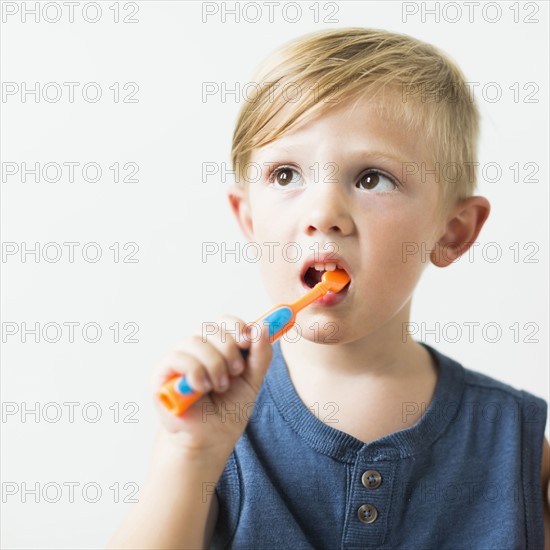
299,251,352,306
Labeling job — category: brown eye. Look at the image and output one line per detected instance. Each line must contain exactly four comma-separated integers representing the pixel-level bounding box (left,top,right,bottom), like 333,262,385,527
357,170,397,192
359,172,379,190
268,166,302,188
275,168,293,186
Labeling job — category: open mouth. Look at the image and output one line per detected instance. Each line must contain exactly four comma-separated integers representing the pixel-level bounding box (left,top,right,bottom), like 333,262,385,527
302,266,351,292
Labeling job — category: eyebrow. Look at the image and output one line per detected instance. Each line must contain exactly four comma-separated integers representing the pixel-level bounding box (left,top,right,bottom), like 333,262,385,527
347,149,410,165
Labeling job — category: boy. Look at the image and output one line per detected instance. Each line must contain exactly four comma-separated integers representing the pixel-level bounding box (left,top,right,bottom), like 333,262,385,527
108,28,550,549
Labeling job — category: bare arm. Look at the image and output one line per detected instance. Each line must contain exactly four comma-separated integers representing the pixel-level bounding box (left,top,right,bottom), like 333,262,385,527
106,429,226,550
107,317,272,548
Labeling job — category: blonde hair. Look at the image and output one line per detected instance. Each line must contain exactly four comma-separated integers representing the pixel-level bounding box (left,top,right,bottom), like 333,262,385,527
230,27,480,214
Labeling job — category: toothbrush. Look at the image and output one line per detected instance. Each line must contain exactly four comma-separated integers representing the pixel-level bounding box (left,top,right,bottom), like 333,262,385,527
158,269,350,416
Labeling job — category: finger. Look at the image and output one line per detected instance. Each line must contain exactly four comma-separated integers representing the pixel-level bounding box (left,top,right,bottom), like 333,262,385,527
150,351,212,395
241,321,274,393
209,315,249,376
174,334,232,393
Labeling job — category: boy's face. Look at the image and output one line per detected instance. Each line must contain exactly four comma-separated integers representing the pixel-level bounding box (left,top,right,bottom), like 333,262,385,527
230,95,446,345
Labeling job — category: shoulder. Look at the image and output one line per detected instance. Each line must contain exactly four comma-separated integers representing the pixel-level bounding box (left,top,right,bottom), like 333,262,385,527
460,362,534,401
445,351,548,414
441,349,550,545
467,367,548,430
542,436,550,549
429,345,549,455
447,355,549,436
448,353,550,545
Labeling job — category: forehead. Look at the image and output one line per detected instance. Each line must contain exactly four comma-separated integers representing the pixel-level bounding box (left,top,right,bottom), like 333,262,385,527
250,95,432,166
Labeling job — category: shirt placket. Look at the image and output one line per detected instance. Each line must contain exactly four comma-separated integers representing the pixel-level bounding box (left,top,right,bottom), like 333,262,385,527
342,457,397,549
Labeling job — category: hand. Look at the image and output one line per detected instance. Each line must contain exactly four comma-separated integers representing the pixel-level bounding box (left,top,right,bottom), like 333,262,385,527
150,316,273,457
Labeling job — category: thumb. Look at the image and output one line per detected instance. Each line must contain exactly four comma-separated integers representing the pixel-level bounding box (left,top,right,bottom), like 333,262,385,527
241,321,273,393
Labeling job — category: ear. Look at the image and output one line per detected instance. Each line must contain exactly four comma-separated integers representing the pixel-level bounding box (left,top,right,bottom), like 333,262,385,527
431,196,491,267
227,184,254,242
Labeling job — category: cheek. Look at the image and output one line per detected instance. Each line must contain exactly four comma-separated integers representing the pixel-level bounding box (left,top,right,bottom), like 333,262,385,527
248,203,297,300
361,209,432,295
249,189,297,255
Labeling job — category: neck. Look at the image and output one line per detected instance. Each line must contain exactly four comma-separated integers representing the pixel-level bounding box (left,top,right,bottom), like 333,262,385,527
279,300,429,383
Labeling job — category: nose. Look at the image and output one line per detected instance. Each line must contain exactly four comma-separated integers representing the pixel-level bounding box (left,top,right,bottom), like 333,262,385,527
302,175,354,237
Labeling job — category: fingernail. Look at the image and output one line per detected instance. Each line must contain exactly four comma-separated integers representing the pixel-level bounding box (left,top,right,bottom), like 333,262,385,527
202,376,212,392
219,375,229,390
231,360,243,373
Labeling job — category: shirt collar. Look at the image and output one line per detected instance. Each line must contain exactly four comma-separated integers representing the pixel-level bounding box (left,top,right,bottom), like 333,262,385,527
265,339,465,462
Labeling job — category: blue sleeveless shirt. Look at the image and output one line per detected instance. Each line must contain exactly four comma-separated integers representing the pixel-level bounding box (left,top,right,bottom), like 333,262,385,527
211,341,548,549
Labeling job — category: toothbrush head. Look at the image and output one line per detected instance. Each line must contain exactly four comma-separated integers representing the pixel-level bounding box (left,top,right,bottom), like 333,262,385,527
320,269,350,293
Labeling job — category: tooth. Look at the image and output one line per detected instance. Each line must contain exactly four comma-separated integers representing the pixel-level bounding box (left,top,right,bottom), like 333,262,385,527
312,262,340,272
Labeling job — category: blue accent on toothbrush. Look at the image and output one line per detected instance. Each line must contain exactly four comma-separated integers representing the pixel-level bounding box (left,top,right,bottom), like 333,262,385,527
239,306,293,360
176,377,194,395
264,307,293,337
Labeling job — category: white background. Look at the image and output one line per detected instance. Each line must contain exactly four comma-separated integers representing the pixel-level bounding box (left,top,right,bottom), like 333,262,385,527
1,1,548,547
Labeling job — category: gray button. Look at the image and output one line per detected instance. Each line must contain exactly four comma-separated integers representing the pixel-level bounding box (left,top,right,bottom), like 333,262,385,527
361,470,382,489
357,503,378,524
